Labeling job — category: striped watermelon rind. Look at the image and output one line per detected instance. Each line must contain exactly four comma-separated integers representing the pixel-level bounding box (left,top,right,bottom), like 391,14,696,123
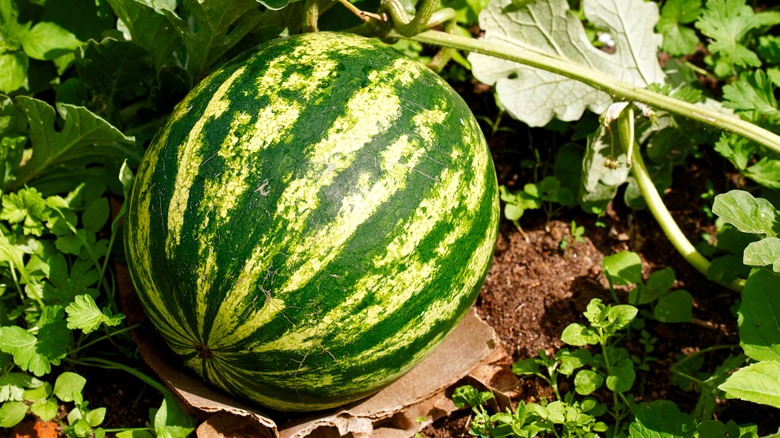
124,31,499,412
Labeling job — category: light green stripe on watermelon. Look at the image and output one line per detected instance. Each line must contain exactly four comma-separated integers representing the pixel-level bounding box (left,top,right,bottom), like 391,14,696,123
166,65,247,256
260,157,493,363
231,112,496,394
252,166,465,354
208,64,418,347
124,94,209,348
246,100,489,357
265,66,408,289
189,48,345,341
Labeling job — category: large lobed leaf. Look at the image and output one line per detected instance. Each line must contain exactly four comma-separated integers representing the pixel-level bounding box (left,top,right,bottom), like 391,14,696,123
9,96,141,191
106,0,181,71
107,0,275,79
469,0,665,127
163,0,267,78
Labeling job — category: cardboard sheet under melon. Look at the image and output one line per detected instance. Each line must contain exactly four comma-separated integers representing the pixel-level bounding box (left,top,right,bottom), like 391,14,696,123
118,263,514,437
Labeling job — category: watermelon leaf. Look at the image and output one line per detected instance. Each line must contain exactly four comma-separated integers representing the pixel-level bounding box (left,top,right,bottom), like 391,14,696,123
74,38,155,123
8,96,141,192
105,0,181,70
163,0,268,78
469,0,666,127
712,190,777,237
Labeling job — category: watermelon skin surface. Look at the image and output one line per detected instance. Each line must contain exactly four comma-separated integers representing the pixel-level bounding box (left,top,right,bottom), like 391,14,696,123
124,31,499,412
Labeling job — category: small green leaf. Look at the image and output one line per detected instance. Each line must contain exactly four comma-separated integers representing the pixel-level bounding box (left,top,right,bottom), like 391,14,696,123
738,269,780,362
743,237,780,271
154,395,197,438
629,400,696,438
0,187,52,236
603,251,643,286
30,397,59,421
657,0,702,56
452,385,494,408
22,381,50,402
654,290,692,323
606,359,636,393
712,190,778,237
504,203,524,221
82,198,110,233
722,70,780,124
511,357,539,376
0,400,29,428
719,361,780,409
0,53,28,94
561,323,599,346
647,267,675,295
694,0,779,78
54,229,90,256
726,420,758,438
86,407,106,427
696,420,727,437
119,160,134,197
574,369,604,395
628,284,658,305
73,418,90,436
66,294,125,334
0,323,66,377
714,133,756,171
35,306,69,366
22,22,82,60
53,372,86,403
557,349,592,376
744,158,780,190
607,304,639,330
0,373,32,402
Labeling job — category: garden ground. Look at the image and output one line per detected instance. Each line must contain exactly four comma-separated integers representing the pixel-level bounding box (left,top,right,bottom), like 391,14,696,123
8,81,780,438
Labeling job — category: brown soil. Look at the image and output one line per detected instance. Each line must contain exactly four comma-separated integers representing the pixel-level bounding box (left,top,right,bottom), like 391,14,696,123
419,153,780,435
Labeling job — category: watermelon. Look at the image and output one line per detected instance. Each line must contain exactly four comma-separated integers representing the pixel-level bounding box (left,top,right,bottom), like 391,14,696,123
124,31,499,412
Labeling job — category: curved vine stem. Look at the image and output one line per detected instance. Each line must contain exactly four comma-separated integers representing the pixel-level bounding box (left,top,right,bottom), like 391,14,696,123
383,0,447,37
398,30,780,156
615,107,745,293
